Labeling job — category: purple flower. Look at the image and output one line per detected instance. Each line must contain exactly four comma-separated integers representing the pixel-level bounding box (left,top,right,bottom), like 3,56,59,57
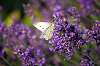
80,55,94,66
0,23,5,57
49,6,88,60
91,22,100,46
76,0,94,16
16,47,45,66
0,22,5,33
0,46,4,57
2,22,33,49
66,7,81,28
77,0,93,9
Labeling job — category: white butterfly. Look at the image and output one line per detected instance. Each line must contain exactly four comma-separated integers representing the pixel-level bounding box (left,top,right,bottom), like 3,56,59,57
33,22,54,40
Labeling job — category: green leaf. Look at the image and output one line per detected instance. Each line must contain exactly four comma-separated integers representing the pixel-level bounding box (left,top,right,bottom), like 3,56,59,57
22,16,33,27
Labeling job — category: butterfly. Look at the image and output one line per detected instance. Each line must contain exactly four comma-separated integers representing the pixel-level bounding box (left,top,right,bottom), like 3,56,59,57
33,21,54,40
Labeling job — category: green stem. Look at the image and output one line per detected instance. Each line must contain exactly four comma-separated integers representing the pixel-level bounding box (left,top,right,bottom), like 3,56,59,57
1,56,12,66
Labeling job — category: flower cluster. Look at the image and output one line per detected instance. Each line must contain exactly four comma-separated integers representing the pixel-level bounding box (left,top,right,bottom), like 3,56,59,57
91,22,100,46
76,0,94,16
50,6,86,60
49,5,100,61
0,22,46,66
80,55,94,66
2,23,30,48
16,47,45,66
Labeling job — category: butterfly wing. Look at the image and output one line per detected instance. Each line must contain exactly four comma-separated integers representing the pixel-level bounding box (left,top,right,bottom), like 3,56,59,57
33,21,54,40
40,23,54,40
33,22,50,32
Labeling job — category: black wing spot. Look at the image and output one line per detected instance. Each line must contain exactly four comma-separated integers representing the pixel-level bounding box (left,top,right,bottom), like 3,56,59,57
40,26,44,29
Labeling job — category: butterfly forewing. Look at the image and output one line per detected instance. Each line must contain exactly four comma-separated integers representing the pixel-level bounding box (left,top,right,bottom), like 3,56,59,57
41,23,54,40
